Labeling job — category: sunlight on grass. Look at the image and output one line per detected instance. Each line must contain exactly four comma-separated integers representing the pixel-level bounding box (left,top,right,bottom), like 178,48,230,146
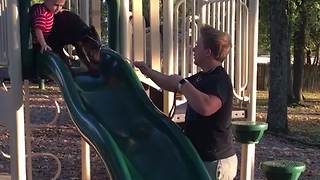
256,90,320,145
256,91,268,109
257,90,268,100
303,92,320,99
257,90,320,101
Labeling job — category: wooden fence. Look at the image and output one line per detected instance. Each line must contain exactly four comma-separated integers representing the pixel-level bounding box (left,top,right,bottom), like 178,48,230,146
257,64,320,91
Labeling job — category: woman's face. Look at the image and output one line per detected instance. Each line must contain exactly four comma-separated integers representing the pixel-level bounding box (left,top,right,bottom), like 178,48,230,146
192,37,208,67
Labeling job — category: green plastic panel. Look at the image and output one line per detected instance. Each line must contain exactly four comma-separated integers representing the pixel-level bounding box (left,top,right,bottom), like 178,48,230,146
35,49,211,180
232,121,268,144
261,160,306,180
18,0,36,79
106,0,120,51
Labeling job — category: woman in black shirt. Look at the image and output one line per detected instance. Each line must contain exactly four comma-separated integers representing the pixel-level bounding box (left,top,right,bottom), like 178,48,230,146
134,25,237,180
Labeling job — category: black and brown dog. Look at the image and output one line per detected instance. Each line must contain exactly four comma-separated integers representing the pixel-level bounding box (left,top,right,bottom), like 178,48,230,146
29,7,102,76
47,10,101,75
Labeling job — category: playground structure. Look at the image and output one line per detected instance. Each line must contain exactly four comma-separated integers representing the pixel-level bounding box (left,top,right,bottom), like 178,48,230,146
0,0,259,180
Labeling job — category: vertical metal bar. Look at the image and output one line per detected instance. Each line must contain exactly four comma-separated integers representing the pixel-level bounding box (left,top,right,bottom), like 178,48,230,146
150,0,161,71
229,0,235,86
200,1,206,25
235,0,242,95
132,0,144,62
221,1,225,31
81,140,91,180
186,16,191,76
79,0,89,24
120,0,130,58
163,0,174,114
66,0,71,9
7,0,26,179
212,3,216,28
240,0,259,179
174,0,186,75
216,1,220,30
79,1,91,179
74,0,79,14
174,2,179,74
222,1,227,69
241,6,249,92
193,24,199,73
206,2,210,24
225,0,231,74
90,1,101,36
24,80,32,180
191,0,197,74
182,0,187,77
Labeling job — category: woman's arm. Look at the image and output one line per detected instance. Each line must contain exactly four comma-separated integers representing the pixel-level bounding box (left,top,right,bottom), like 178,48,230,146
134,61,180,92
179,80,222,116
134,61,222,116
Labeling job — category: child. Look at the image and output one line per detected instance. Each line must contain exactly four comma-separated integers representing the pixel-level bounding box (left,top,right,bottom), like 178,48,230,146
31,0,65,53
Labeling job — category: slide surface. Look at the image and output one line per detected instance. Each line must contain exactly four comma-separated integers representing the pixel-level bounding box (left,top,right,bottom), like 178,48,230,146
36,49,211,180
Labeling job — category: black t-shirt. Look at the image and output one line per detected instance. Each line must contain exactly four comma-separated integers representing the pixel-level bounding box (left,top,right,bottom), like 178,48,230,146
184,66,235,161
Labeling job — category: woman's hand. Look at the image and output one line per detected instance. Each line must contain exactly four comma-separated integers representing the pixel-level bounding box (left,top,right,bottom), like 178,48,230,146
133,61,149,75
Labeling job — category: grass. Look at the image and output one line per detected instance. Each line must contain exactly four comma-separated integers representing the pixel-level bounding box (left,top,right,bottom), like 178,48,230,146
256,90,320,145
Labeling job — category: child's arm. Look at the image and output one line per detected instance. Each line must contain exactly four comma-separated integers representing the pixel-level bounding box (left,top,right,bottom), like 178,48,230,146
34,28,52,53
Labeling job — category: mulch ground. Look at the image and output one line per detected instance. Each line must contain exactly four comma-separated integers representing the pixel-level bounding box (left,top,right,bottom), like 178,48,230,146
0,84,319,179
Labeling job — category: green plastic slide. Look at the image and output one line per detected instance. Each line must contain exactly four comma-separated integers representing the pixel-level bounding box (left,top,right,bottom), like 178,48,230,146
35,49,211,180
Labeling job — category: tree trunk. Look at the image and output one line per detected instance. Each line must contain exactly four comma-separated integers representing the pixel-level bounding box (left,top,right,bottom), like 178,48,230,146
306,49,311,65
314,45,320,66
267,0,289,132
287,12,295,104
293,0,306,102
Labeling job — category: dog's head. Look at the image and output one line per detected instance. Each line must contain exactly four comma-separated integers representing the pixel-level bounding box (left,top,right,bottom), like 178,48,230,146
78,25,102,65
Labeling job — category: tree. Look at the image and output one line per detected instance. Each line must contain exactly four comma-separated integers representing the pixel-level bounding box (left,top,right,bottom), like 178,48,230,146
267,0,289,132
306,0,320,66
287,0,296,104
292,0,307,102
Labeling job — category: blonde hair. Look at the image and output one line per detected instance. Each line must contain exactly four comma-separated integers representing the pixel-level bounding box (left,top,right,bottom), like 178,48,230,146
200,25,231,62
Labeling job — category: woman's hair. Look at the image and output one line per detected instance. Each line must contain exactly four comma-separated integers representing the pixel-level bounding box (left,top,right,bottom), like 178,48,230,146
200,25,231,62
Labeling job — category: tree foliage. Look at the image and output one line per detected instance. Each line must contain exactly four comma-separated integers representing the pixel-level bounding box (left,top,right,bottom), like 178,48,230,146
258,0,270,54
261,0,320,103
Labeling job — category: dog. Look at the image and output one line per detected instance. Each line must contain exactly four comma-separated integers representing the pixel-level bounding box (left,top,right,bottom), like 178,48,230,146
46,10,101,75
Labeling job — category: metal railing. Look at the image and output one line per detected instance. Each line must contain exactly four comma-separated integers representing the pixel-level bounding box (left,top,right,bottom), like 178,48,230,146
121,0,250,102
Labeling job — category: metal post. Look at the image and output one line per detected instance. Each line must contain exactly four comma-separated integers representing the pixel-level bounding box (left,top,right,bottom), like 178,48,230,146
24,80,33,180
119,0,130,58
235,0,242,95
79,1,91,179
79,0,89,25
163,0,174,114
150,0,161,71
132,0,144,62
81,140,91,180
90,0,101,36
7,0,26,179
240,0,259,180
191,0,197,74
